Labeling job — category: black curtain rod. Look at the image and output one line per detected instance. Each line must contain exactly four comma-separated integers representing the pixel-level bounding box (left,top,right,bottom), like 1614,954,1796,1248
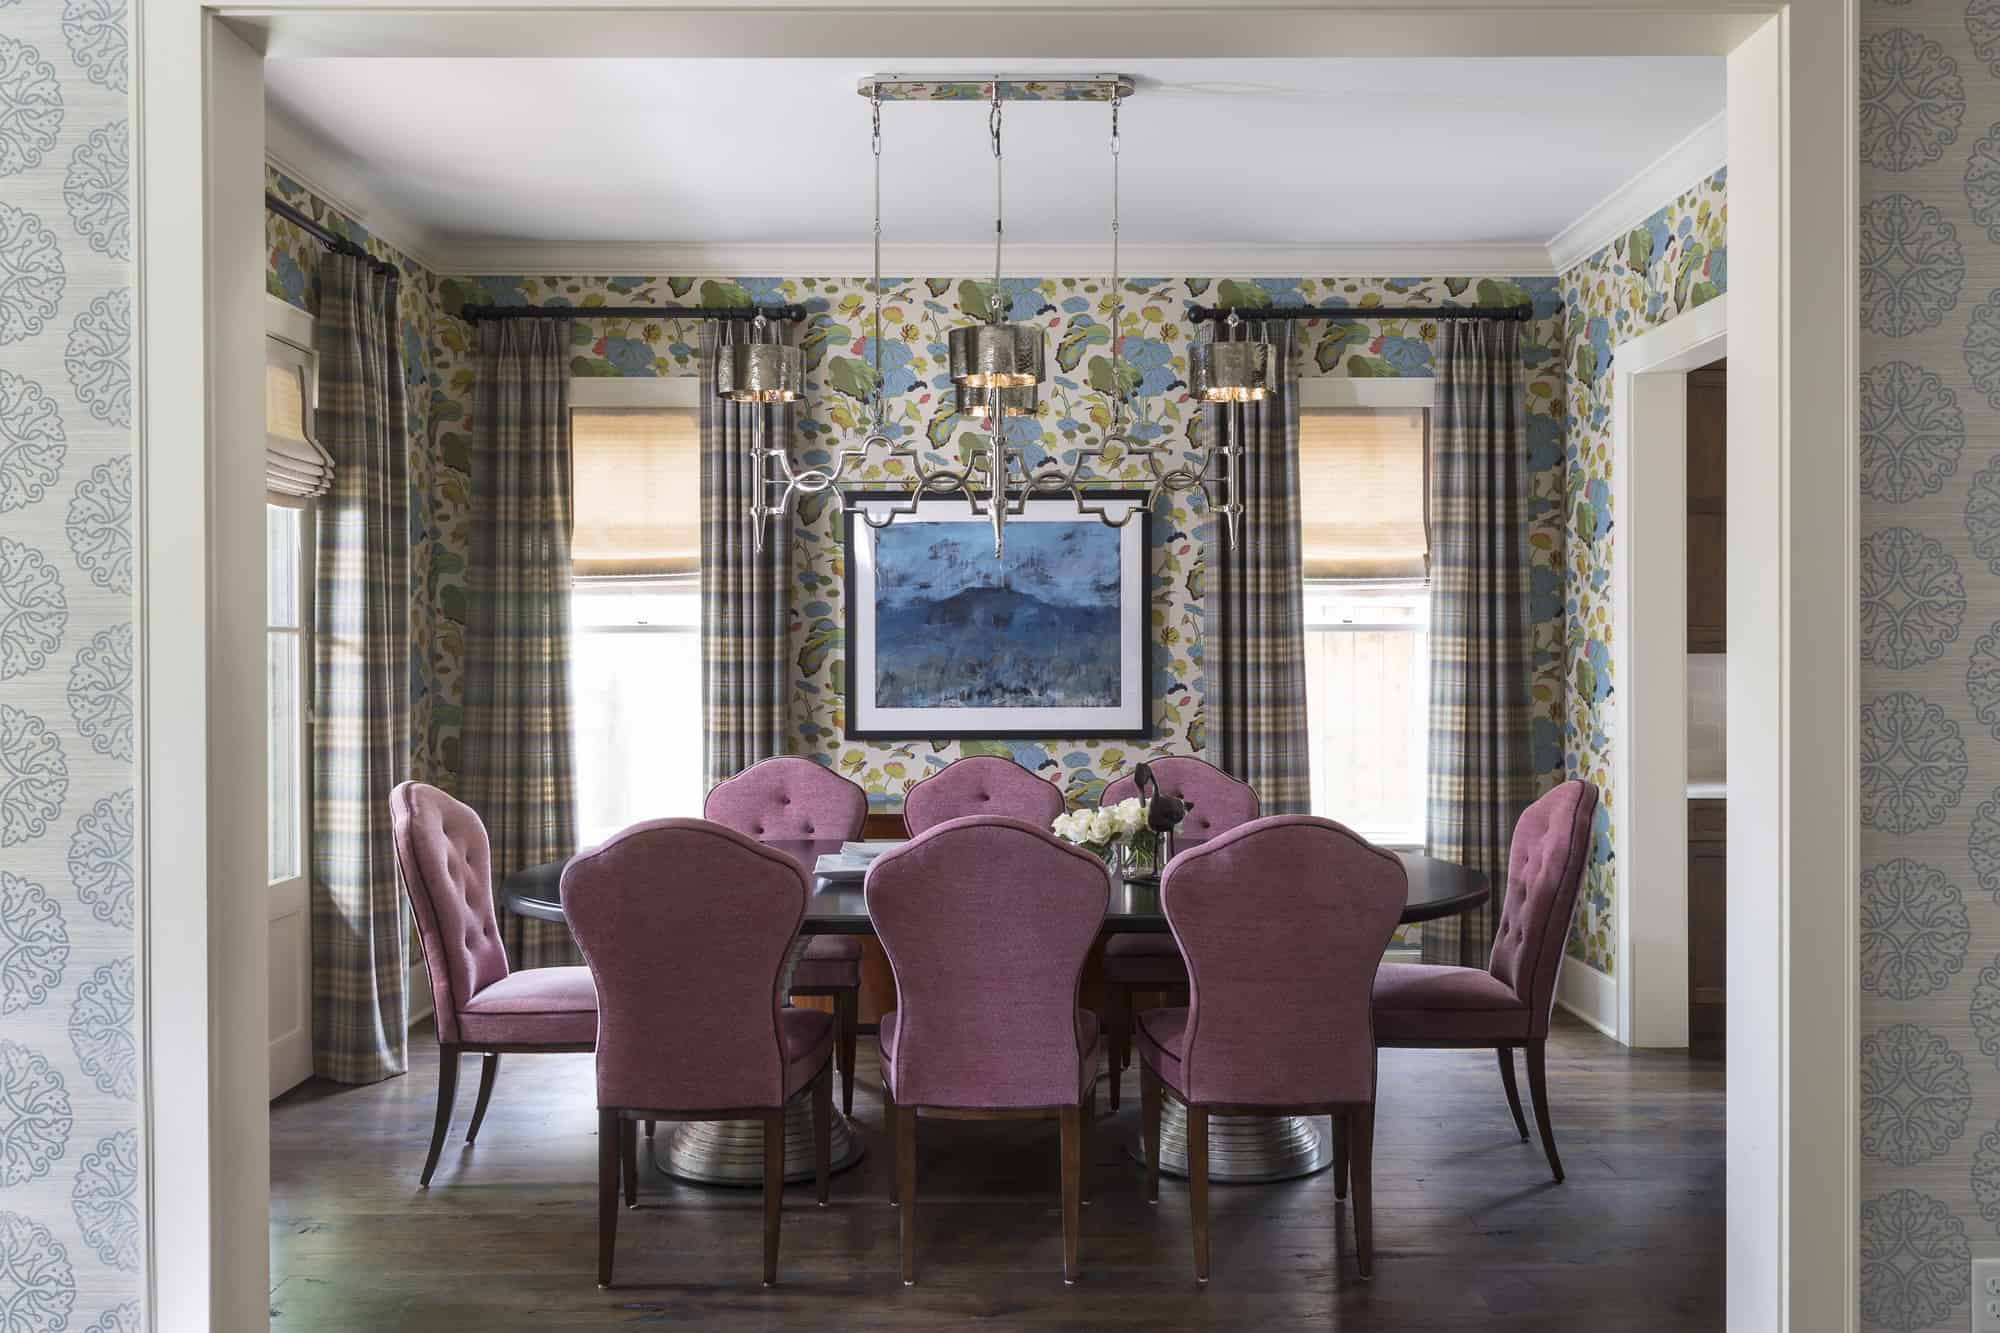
264,194,399,280
1191,303,1533,324
458,303,808,324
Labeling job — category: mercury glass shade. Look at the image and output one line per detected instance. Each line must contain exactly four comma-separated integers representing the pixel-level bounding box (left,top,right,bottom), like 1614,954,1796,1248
1190,338,1273,402
948,322,1046,389
955,382,1041,418
716,339,804,402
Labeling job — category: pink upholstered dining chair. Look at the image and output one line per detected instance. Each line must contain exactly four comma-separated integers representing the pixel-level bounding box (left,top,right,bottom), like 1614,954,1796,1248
902,754,1066,836
1136,816,1405,1282
1097,756,1260,1111
389,781,599,1188
704,756,869,1114
865,816,1108,1286
1371,779,1599,1183
562,819,834,1288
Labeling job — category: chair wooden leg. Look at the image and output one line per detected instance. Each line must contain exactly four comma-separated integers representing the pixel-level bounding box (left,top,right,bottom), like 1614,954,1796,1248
596,1109,619,1288
1331,1108,1349,1200
1352,1102,1376,1280
421,1045,461,1187
813,1063,832,1207
884,1085,899,1206
1497,1045,1530,1141
762,1109,784,1286
1060,1105,1083,1285
897,1102,918,1285
1104,983,1128,1111
1081,1081,1095,1206
1526,1038,1564,1182
1140,1061,1161,1205
621,1118,638,1209
465,1052,500,1145
835,988,858,1117
1188,1104,1210,1286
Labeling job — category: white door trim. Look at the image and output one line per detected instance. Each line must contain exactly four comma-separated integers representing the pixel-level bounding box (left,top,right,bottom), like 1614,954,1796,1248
1610,294,1729,1049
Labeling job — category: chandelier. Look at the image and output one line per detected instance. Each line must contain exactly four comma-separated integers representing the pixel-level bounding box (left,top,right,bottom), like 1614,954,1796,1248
743,75,1244,558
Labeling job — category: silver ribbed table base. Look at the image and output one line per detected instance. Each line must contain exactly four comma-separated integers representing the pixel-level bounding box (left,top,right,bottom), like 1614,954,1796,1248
656,1096,866,1187
1125,1091,1332,1183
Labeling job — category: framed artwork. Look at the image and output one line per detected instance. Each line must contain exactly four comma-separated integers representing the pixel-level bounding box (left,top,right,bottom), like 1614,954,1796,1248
843,493,1151,739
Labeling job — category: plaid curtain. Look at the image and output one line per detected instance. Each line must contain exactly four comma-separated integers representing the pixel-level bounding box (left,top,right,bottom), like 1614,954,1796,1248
311,255,410,1084
700,320,797,786
1424,319,1536,966
1211,319,1311,815
461,319,580,968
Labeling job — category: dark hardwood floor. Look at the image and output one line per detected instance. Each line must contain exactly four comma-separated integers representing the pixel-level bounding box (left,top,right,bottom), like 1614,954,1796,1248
270,1012,1723,1331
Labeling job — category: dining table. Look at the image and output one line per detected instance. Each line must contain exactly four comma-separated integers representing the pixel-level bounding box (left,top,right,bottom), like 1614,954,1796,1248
502,839,1489,1188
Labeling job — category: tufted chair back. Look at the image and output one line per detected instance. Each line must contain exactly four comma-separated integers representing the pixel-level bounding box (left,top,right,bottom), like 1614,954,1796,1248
390,782,511,1046
704,756,868,843
1486,780,1600,1038
1165,816,1404,1106
902,755,1066,836
563,819,808,1111
1100,756,1260,840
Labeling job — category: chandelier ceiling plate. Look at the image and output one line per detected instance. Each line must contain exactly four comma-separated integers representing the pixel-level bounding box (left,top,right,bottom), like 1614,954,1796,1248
855,73,1136,103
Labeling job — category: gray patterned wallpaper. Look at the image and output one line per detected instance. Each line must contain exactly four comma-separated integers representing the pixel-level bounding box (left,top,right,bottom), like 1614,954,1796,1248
1861,0,2000,1327
0,1,139,1329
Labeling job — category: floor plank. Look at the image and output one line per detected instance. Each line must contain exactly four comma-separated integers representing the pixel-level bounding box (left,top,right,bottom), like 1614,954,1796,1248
270,1012,1722,1330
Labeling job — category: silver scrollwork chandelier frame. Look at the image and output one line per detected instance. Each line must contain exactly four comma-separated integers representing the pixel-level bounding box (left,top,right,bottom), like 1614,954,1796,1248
747,74,1246,558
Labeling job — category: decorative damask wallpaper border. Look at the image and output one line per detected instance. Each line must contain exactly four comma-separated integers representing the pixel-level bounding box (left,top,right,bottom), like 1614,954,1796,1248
0,1,139,1328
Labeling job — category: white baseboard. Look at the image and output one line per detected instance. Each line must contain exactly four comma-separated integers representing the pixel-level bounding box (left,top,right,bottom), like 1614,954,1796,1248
1555,959,1620,1041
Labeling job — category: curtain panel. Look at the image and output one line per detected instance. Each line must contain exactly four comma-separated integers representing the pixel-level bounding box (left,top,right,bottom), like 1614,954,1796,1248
1424,319,1536,966
310,254,411,1084
700,320,797,787
461,318,581,969
1210,319,1312,815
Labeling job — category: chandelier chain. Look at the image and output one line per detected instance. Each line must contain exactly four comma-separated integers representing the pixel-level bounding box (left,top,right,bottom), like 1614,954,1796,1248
1109,92,1125,431
870,82,885,430
990,79,1005,325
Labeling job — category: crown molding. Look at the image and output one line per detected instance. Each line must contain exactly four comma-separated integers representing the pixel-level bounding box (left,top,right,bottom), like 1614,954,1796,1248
1544,110,1726,275
432,239,1557,279
264,103,448,274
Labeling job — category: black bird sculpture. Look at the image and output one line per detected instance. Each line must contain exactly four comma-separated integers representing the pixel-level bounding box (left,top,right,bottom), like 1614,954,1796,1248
1133,761,1193,871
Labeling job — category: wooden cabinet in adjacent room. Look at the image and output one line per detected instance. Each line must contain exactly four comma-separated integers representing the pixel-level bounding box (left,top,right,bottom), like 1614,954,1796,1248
1688,798,1727,1044
1686,362,1727,653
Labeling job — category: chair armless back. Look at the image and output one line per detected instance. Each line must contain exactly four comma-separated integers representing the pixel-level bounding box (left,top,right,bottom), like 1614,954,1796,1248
903,755,1066,836
865,816,1107,1108
1165,816,1404,1106
390,781,510,1045
1487,779,1600,1039
562,818,807,1111
704,755,869,842
1100,755,1260,840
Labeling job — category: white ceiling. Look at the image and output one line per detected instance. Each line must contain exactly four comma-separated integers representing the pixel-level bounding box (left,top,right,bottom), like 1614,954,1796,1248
264,57,1724,270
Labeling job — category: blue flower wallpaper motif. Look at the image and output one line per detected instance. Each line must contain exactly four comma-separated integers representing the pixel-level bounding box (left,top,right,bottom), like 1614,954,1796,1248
1861,526,1966,668
1860,858,1971,999
1859,1022,1972,1165
1861,360,1963,501
1859,1189,1970,1332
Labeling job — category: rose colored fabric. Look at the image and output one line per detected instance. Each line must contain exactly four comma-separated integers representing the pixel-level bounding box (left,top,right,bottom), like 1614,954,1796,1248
1100,756,1260,840
790,934,862,990
878,1008,1101,1099
866,816,1108,1108
703,756,869,842
1133,1007,1186,1089
457,966,600,1046
1147,815,1404,1106
1369,780,1597,1045
562,818,832,1111
390,781,522,1046
903,755,1067,836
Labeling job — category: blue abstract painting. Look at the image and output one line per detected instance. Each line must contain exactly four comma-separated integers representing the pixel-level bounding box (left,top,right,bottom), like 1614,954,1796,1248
872,521,1123,710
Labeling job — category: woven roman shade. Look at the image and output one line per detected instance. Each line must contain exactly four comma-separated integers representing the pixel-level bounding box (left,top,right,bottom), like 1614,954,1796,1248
1298,407,1429,581
265,336,334,499
571,406,700,577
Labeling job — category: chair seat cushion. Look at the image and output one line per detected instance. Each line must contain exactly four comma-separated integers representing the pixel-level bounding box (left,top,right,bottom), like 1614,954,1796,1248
1133,1006,1187,1095
1371,962,1531,1043
1103,933,1189,987
457,965,598,1047
878,1008,1102,1104
790,934,862,991
779,1007,837,1099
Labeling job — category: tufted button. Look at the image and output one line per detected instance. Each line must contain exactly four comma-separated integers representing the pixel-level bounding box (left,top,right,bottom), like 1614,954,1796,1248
804,823,815,834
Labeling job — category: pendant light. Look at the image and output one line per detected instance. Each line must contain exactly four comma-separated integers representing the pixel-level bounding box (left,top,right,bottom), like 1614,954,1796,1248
1189,309,1273,403
715,310,803,402
949,80,1046,416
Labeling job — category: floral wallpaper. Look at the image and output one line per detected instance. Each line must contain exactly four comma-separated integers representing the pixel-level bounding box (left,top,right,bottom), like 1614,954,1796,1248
1556,168,1729,973
418,272,1570,815
0,0,140,1328
1857,0,2000,1326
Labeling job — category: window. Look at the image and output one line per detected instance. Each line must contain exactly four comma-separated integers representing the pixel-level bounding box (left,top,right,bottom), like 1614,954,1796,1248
1298,395,1431,846
267,502,309,882
569,383,705,846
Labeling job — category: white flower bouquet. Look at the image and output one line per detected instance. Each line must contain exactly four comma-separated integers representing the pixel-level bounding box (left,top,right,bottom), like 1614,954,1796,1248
1051,797,1160,870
